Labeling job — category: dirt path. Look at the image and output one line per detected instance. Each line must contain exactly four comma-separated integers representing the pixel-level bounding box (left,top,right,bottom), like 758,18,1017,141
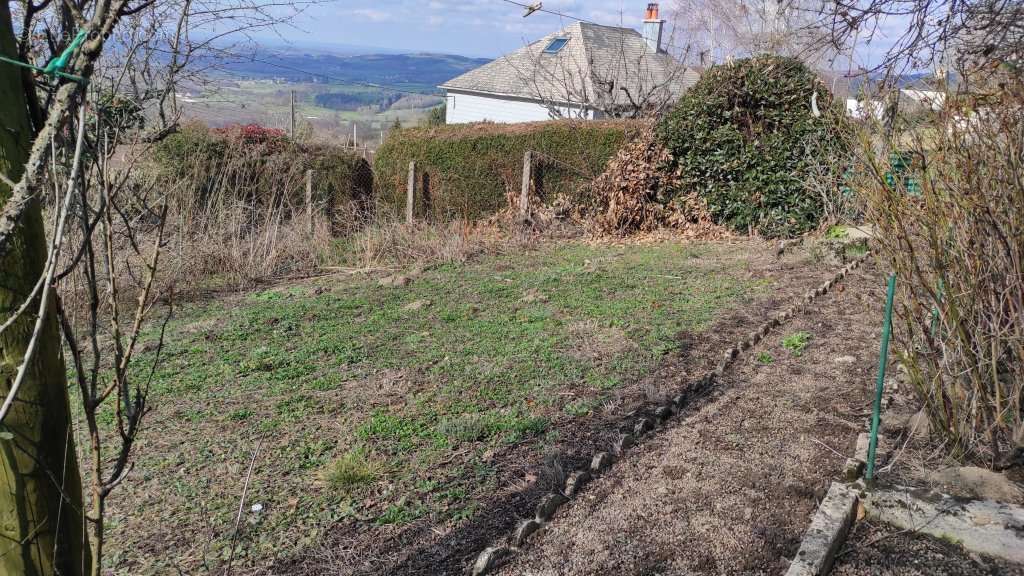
495,265,884,575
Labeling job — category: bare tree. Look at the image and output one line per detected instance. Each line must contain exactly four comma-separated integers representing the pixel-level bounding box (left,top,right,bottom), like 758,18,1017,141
1,1,309,574
672,0,839,66
506,23,696,119
818,0,1023,80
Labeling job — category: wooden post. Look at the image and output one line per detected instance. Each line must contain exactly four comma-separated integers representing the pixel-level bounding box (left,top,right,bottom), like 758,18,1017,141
289,90,296,139
305,169,314,235
520,150,533,220
406,161,416,224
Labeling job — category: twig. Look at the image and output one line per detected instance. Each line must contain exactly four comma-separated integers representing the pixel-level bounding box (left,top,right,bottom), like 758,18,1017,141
811,437,846,459
224,435,265,576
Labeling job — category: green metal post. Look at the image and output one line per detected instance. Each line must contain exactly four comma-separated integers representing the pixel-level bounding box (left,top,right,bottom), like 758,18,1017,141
866,273,897,481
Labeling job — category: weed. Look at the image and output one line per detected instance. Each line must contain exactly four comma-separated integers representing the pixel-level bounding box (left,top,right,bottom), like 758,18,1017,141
826,226,850,239
756,352,775,365
227,408,253,421
376,500,425,525
563,398,599,417
322,449,379,491
782,332,812,356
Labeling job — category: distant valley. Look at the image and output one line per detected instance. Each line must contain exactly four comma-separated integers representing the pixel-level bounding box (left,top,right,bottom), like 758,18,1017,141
179,50,491,145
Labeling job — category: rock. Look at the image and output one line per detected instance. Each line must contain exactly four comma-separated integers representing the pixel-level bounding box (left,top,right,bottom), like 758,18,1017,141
472,546,507,576
564,470,591,498
907,409,931,438
633,418,655,436
834,355,857,364
378,275,412,288
672,394,687,408
843,458,865,482
591,452,612,473
510,519,540,547
928,467,1024,504
402,299,432,312
854,433,870,463
654,405,673,423
614,434,635,455
535,493,569,521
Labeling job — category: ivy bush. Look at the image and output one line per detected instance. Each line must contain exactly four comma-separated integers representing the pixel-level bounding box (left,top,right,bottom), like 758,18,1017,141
658,56,849,238
374,120,639,220
153,123,372,221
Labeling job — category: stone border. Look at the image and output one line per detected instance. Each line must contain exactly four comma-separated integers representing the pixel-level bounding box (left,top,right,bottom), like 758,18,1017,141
785,482,860,576
469,254,871,575
863,488,1024,564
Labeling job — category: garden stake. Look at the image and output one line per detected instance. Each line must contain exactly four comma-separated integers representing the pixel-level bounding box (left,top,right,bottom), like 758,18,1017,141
866,273,897,481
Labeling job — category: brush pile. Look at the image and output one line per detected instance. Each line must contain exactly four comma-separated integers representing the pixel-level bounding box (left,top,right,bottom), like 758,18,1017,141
584,126,725,238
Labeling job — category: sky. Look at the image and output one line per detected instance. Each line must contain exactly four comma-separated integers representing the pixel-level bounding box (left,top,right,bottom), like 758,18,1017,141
270,0,649,58
264,0,907,67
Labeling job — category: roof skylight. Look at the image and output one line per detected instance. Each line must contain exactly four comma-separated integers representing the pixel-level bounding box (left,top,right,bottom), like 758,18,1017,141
543,38,569,54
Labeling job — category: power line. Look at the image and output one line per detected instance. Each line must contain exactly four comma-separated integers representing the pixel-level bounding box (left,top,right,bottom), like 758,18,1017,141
497,0,696,58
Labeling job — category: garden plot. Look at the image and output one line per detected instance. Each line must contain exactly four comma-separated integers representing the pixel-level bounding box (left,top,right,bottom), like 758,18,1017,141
99,239,838,575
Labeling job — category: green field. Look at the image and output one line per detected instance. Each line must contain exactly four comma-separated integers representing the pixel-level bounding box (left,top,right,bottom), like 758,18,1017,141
181,79,439,143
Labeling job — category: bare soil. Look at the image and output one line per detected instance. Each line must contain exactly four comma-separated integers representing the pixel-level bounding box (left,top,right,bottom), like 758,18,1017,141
832,520,1024,576
493,263,884,575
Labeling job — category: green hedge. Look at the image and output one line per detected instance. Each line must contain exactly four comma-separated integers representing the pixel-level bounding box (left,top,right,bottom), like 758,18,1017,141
658,56,850,238
374,120,640,220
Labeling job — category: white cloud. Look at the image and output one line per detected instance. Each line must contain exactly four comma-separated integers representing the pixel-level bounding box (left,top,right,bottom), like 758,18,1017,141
350,8,391,22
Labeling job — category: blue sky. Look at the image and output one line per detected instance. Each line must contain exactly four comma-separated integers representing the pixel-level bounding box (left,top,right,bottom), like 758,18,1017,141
269,0,906,66
276,0,695,57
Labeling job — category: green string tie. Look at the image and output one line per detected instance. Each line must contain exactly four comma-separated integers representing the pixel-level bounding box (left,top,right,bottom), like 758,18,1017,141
0,29,88,84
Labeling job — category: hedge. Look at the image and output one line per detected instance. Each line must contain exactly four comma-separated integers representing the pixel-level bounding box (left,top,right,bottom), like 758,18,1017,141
153,123,373,222
658,56,850,238
374,120,641,220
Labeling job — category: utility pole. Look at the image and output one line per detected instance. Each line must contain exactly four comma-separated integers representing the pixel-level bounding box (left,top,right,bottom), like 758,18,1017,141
0,4,89,575
289,89,296,139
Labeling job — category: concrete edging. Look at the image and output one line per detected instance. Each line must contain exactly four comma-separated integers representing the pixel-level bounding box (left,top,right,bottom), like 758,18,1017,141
785,482,860,576
469,254,871,575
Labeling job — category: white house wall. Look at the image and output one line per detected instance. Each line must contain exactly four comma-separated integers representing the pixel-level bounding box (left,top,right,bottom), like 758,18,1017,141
445,90,596,124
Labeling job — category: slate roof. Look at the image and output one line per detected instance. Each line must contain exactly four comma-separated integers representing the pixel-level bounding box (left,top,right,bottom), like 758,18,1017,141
440,22,699,110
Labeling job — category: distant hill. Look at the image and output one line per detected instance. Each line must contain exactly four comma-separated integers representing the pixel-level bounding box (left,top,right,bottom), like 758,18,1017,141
222,51,491,94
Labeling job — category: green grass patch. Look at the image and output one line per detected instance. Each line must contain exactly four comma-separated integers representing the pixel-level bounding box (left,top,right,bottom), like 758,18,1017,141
101,239,769,574
322,449,380,492
782,332,813,356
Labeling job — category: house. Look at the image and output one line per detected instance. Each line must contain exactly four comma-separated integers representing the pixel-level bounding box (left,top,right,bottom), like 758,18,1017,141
440,3,698,124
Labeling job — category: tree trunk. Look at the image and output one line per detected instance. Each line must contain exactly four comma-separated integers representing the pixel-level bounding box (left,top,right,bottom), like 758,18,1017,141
0,5,90,575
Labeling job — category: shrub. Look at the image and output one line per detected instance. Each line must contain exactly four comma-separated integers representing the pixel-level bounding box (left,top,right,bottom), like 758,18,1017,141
858,89,1023,464
146,123,373,289
658,56,850,238
154,123,372,224
373,120,640,220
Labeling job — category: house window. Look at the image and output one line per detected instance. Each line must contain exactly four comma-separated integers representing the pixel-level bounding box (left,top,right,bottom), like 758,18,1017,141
543,38,569,54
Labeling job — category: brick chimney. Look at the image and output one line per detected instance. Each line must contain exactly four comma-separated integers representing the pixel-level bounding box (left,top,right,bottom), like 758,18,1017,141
642,3,665,53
